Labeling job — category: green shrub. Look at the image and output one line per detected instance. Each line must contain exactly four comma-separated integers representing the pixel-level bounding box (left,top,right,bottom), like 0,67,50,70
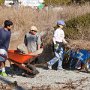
0,0,4,5
45,0,71,5
65,13,90,40
44,0,90,5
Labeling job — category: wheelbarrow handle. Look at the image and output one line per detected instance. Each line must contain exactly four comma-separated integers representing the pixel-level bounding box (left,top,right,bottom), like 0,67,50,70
28,53,38,57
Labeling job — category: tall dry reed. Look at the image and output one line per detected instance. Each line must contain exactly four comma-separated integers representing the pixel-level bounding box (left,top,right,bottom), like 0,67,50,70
0,4,90,49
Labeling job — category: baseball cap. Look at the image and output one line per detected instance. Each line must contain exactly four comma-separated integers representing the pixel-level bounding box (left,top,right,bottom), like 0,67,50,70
57,20,65,25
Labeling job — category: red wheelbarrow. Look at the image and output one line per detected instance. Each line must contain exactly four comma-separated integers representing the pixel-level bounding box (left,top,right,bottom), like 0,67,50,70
8,50,39,77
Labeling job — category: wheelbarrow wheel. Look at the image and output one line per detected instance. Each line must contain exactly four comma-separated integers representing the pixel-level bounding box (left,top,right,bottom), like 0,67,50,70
27,64,39,75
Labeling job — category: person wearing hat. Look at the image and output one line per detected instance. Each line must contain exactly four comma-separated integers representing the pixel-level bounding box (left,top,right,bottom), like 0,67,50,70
24,26,42,53
47,20,67,70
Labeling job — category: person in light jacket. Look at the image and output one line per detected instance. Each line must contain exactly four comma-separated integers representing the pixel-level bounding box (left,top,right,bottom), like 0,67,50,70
47,20,67,70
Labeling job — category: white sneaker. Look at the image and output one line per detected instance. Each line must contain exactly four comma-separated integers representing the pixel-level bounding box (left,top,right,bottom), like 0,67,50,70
57,67,63,70
75,67,81,70
48,65,52,70
87,63,89,69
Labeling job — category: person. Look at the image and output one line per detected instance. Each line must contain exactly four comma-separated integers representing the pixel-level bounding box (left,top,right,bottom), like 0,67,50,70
47,20,67,70
0,20,13,76
24,26,42,54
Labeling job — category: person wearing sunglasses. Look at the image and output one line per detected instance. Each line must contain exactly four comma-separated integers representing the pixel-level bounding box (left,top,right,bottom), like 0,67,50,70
24,26,42,53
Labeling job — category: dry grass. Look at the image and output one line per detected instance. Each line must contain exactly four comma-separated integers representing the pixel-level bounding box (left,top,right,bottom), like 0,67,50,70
0,4,90,49
69,40,90,50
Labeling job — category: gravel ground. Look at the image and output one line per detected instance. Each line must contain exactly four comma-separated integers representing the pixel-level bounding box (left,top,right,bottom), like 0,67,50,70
1,67,90,90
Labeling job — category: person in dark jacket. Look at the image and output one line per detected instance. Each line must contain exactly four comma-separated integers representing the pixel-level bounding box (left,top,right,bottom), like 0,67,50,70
0,20,13,76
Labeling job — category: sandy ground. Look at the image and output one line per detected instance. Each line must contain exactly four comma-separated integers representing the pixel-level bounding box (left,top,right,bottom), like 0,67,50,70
1,64,90,90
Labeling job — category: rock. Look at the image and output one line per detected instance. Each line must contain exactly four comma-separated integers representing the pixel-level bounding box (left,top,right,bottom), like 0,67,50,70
5,85,12,90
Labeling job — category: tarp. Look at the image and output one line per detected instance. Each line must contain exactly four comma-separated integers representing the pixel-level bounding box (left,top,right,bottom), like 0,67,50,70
74,49,90,63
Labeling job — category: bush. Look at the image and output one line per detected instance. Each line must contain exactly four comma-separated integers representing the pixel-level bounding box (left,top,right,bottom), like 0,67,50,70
45,0,71,5
44,0,90,5
65,13,90,40
0,0,4,5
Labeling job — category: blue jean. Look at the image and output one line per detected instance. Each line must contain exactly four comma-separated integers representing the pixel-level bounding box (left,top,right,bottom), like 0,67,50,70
47,47,64,69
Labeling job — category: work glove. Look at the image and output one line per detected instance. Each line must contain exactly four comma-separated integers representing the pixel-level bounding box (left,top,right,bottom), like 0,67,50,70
54,44,59,51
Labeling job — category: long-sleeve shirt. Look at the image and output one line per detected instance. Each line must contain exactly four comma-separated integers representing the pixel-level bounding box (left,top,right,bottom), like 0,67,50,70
0,28,11,51
53,28,67,44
